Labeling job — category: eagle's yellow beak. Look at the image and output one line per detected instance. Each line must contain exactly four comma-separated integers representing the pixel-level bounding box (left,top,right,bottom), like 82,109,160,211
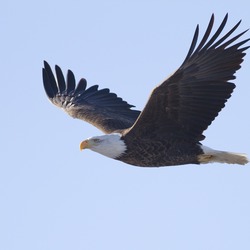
79,140,90,151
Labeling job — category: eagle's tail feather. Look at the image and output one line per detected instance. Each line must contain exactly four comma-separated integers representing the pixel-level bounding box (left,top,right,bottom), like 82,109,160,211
198,146,249,165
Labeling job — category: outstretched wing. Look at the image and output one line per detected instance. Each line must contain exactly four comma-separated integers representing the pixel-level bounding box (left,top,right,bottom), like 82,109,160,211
125,14,249,142
43,61,140,133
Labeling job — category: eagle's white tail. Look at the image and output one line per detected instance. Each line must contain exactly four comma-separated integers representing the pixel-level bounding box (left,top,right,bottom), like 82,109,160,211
199,146,249,165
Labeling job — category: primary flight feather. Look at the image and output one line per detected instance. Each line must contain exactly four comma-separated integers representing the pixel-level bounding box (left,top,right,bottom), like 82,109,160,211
43,14,249,167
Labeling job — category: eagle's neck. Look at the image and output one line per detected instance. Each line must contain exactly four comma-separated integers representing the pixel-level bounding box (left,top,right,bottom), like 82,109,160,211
90,134,127,159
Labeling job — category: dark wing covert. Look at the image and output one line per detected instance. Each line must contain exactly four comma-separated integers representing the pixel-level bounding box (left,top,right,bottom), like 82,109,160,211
42,61,140,133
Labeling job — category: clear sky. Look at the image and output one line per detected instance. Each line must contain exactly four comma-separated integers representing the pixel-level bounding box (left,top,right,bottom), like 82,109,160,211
1,1,250,250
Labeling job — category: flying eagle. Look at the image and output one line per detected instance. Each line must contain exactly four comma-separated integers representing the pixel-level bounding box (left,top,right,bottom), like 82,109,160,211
43,14,249,167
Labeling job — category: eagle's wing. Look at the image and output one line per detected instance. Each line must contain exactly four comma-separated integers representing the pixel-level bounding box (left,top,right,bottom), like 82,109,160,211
125,14,249,142
43,61,140,134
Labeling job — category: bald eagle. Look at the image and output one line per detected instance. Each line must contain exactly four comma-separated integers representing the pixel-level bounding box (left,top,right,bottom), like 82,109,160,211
43,14,249,167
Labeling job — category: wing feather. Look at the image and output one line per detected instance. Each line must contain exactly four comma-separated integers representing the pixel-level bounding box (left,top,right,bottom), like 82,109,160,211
55,65,66,92
43,62,140,133
125,14,249,142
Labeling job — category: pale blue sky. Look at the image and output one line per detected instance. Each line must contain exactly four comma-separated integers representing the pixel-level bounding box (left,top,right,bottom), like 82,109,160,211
1,1,250,250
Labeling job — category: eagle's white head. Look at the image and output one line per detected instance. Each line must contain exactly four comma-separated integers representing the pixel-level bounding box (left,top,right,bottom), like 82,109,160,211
80,134,127,159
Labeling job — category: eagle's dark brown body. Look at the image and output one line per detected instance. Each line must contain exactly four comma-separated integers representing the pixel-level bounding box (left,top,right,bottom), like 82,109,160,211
117,136,203,167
